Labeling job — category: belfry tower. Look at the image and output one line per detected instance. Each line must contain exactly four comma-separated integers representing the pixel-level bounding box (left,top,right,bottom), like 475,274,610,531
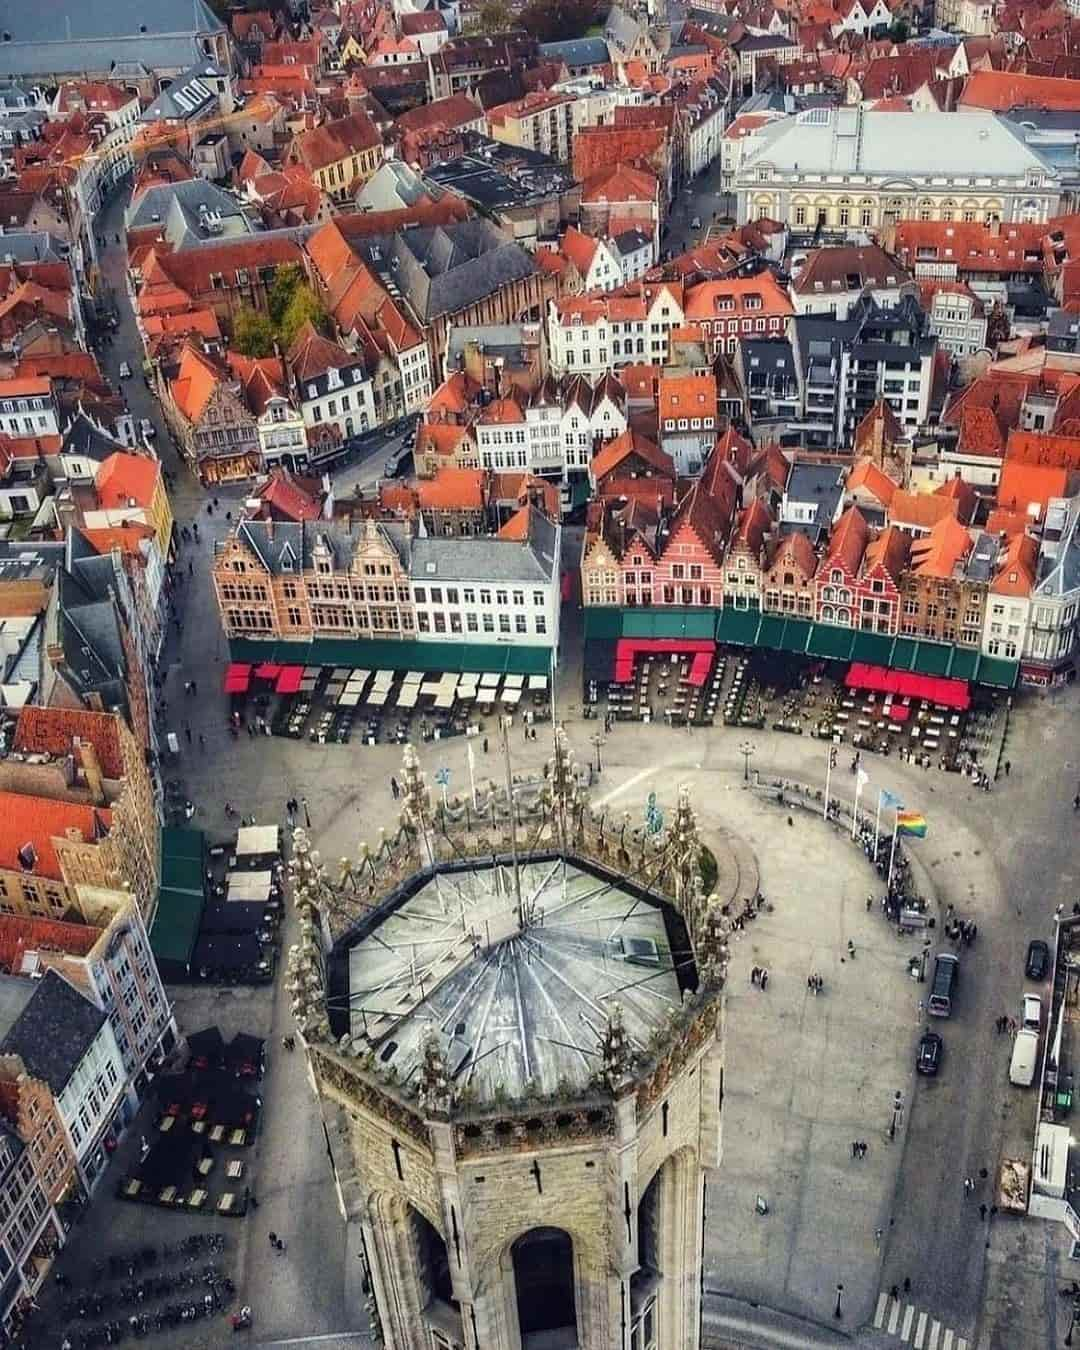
289,747,728,1350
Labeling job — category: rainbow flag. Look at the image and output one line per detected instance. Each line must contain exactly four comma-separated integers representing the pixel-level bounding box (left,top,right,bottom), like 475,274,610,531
897,811,928,838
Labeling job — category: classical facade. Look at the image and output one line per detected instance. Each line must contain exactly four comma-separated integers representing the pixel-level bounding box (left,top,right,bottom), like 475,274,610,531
736,108,1061,231
290,745,728,1350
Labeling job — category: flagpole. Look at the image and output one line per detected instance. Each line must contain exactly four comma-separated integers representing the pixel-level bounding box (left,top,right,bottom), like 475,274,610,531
468,740,477,810
873,789,883,857
887,811,899,891
851,772,863,840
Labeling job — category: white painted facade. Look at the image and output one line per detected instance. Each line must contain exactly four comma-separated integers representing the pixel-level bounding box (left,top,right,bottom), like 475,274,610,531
546,288,686,378
411,567,560,647
57,1020,127,1192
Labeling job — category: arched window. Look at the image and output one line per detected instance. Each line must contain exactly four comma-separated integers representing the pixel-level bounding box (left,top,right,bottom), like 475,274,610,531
792,195,809,227
821,604,834,623
961,198,979,223
838,197,852,227
917,197,934,222
982,199,1002,225
513,1229,576,1339
859,197,875,228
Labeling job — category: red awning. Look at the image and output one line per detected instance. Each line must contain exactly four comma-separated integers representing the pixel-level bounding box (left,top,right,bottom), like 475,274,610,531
223,664,251,694
688,651,713,687
276,666,304,694
254,662,281,680
845,663,969,711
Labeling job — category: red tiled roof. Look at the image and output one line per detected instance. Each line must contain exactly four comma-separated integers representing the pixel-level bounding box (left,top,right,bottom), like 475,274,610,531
95,453,160,512
997,459,1071,519
415,467,485,511
824,504,869,573
960,69,1080,110
591,428,674,482
0,915,103,972
847,457,898,506
990,532,1038,595
579,163,659,205
13,707,125,779
888,490,959,530
908,514,973,578
1005,428,1080,470
289,110,381,171
83,525,156,558
257,472,322,522
863,524,910,581
0,793,112,881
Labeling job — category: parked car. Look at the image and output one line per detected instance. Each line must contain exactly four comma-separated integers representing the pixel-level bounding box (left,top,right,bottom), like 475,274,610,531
1023,994,1042,1033
690,215,702,230
1025,939,1050,981
140,418,156,440
916,1030,943,1076
118,361,131,379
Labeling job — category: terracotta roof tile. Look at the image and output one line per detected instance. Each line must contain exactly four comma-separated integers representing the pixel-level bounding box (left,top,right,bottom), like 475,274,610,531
847,456,898,506
95,454,160,512
591,428,674,483
960,69,1080,110
990,532,1038,595
997,459,1071,520
888,490,959,530
0,915,103,972
0,793,112,882
415,467,485,511
13,707,124,779
824,504,869,573
908,514,973,578
863,524,910,581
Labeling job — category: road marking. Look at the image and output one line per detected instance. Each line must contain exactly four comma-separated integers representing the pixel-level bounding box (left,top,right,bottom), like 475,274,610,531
901,1304,915,1341
942,1332,954,1350
927,1322,941,1350
595,765,657,807
875,1293,888,1328
888,1299,901,1334
914,1311,928,1347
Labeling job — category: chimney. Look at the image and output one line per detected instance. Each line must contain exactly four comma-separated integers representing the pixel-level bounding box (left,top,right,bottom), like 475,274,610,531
45,642,65,669
77,738,106,805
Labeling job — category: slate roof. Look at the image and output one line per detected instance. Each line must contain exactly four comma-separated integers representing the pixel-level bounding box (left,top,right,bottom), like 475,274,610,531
141,63,224,123
0,969,107,1096
360,221,537,324
61,412,128,466
539,37,611,67
409,510,558,582
0,0,224,78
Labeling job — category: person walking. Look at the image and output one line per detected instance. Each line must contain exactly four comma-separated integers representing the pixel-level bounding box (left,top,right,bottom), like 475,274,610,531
268,1232,278,1249
390,777,400,800
1004,760,1011,777
183,723,192,744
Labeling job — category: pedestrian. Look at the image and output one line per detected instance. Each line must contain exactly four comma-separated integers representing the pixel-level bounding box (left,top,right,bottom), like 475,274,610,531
183,724,192,744
847,939,856,959
1004,760,1011,777
979,1167,988,1180
391,776,400,800
190,680,197,697
198,733,206,748
276,1237,286,1254
1074,794,1080,811
964,1177,975,1194
979,1203,987,1220
852,1141,859,1159
874,1228,883,1246
268,1232,278,1248
859,1141,868,1158
301,795,310,827
483,737,489,754
760,969,769,991
902,1277,911,1294
889,1285,900,1304
751,967,760,986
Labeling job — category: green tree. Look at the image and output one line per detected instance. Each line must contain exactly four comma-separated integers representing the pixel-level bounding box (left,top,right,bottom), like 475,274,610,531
889,17,910,42
267,263,305,330
519,0,595,43
232,306,275,357
279,284,329,349
465,0,514,34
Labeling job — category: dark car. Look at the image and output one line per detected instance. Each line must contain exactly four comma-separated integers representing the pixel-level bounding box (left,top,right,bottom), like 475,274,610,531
1025,939,1050,981
916,1030,943,1076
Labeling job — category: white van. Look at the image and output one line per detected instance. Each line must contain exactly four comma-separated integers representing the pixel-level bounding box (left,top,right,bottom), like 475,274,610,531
1023,994,1042,1032
1009,1029,1039,1087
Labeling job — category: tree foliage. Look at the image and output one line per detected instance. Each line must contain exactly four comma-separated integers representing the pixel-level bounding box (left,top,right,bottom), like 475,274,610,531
465,0,514,34
280,284,329,349
267,263,305,330
232,306,275,358
518,0,596,42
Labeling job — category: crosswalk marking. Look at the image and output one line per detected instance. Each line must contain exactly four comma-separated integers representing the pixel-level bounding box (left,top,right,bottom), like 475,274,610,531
874,1290,967,1350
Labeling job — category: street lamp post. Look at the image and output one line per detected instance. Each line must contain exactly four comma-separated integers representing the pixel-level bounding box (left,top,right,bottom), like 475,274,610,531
739,740,755,784
834,1283,844,1320
888,1090,904,1140
591,732,603,774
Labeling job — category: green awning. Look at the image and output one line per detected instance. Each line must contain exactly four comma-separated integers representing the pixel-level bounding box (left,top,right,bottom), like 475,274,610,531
231,637,552,676
975,655,1019,689
777,617,812,654
807,623,855,660
755,613,786,651
947,647,979,681
622,608,716,640
889,637,918,672
716,605,761,645
912,640,951,677
150,886,205,970
161,826,204,862
160,853,204,895
851,631,894,667
583,609,624,640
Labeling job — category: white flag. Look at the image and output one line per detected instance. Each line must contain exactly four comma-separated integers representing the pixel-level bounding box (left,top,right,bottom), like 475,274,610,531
856,768,869,789
467,742,475,773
